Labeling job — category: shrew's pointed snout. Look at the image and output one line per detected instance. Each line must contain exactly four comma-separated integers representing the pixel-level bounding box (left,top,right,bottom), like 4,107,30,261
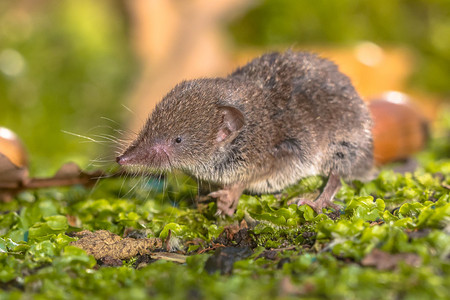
116,145,141,166
116,139,172,169
116,153,133,166
116,155,126,165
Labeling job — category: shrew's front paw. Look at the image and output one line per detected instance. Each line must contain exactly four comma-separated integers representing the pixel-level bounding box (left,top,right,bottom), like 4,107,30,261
208,184,245,216
208,190,239,216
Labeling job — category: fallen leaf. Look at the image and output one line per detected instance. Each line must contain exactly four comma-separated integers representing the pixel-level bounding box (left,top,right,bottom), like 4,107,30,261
361,248,422,270
406,229,431,239
214,221,256,248
134,254,157,269
66,215,80,227
279,276,316,297
204,246,253,275
98,256,123,267
256,250,278,260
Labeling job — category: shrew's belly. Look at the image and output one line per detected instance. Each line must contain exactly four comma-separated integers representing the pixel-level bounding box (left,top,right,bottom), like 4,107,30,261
245,157,321,194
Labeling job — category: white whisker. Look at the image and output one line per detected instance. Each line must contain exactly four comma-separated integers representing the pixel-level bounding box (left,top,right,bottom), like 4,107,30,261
61,130,99,143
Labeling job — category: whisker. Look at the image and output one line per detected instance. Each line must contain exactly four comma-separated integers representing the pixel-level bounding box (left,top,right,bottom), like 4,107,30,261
121,104,135,115
61,130,99,143
114,128,135,137
91,134,122,144
100,116,121,126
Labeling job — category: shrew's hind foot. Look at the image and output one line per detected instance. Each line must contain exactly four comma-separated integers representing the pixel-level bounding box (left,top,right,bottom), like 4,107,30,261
294,171,342,214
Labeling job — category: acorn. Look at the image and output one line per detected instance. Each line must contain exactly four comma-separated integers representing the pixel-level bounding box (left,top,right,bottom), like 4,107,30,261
0,127,29,197
368,92,429,165
0,127,28,168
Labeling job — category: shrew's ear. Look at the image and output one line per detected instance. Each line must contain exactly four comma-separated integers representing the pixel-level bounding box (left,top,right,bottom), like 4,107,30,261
216,106,245,144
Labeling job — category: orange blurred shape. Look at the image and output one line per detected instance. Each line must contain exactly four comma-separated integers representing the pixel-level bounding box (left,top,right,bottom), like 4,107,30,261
320,42,413,98
236,42,414,99
369,92,429,165
0,127,28,168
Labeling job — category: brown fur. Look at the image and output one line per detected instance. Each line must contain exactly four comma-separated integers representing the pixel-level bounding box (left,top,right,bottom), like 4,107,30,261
117,51,373,214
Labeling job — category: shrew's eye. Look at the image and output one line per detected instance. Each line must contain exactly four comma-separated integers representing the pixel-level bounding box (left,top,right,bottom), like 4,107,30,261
175,137,182,143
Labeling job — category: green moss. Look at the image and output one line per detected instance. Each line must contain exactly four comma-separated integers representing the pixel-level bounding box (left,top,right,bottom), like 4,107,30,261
1,113,449,299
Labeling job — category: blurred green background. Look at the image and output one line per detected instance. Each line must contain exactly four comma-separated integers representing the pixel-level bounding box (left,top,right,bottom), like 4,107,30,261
0,1,135,175
1,0,449,176
230,0,450,95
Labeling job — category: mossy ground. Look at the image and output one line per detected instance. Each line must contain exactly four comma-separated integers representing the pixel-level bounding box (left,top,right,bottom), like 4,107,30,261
1,116,449,300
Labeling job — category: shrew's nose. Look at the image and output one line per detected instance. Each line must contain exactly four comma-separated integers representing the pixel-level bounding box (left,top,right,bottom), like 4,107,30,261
116,154,129,165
